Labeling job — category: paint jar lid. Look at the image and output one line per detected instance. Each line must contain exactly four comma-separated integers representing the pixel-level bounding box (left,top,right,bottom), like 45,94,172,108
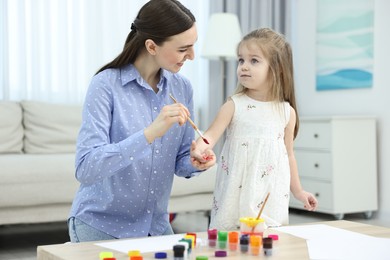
239,217,264,227
173,245,185,257
208,229,218,239
263,237,273,249
217,231,228,241
240,234,249,245
154,252,167,259
100,251,113,259
215,250,227,257
128,250,141,256
268,234,279,240
228,231,239,243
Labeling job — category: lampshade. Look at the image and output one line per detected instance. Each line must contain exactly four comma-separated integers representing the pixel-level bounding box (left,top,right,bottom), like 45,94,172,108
201,13,242,60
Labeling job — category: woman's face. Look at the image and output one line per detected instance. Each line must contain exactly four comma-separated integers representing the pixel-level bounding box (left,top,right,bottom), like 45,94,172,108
154,24,198,73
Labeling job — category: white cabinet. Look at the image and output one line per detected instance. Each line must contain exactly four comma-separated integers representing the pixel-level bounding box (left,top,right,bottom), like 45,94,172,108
289,117,378,219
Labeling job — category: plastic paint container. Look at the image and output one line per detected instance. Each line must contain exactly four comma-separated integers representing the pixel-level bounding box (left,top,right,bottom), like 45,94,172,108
239,234,249,253
173,244,185,260
186,232,197,247
217,231,228,249
177,241,190,259
263,237,273,256
179,238,192,252
239,217,265,236
250,235,262,256
228,231,239,251
207,229,217,247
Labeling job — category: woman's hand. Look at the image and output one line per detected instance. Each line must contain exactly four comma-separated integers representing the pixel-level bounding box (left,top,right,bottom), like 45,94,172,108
190,141,216,170
144,103,190,143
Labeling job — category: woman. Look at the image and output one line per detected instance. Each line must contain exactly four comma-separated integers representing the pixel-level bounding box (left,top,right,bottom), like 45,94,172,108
68,0,215,242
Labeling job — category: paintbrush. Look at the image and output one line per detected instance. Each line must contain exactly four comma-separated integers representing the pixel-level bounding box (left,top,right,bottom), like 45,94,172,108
252,192,270,232
169,93,209,145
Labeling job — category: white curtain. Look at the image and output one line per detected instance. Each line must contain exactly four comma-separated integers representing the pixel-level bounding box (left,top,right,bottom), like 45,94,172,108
1,0,210,118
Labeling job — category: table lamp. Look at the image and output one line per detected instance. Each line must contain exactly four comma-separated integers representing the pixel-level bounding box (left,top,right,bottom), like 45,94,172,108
201,13,242,101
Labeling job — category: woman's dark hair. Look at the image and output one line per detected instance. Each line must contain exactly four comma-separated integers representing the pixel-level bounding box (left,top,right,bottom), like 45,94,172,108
96,0,196,74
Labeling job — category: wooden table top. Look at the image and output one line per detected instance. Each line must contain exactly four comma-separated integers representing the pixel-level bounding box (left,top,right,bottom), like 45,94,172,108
37,220,390,260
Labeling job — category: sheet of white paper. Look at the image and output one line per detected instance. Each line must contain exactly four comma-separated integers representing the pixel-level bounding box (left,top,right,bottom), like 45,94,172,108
96,234,185,254
307,236,390,260
274,224,390,260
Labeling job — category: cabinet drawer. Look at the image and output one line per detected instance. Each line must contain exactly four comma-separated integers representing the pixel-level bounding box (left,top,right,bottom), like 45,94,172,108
295,150,332,181
289,179,333,211
294,122,331,150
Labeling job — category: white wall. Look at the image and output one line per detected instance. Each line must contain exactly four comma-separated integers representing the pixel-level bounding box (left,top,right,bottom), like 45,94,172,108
292,0,390,219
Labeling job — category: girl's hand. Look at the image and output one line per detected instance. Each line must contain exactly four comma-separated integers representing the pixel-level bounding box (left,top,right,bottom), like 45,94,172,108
144,103,190,143
190,141,216,170
295,190,318,211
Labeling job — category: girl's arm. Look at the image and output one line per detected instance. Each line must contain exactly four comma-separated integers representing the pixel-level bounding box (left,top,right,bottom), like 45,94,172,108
190,98,235,167
204,98,235,148
285,106,318,211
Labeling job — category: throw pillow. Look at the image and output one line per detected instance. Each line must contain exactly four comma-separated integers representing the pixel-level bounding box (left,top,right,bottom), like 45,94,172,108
21,100,82,154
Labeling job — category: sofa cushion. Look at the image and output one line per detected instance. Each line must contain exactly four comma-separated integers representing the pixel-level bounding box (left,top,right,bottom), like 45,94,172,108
0,101,23,153
0,154,79,207
170,164,217,197
21,100,82,153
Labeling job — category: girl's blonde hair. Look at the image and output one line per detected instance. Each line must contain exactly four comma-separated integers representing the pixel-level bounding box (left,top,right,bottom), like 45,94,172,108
234,28,299,138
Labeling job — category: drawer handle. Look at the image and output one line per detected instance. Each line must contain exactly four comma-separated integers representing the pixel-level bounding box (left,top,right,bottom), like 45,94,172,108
314,133,319,138
314,163,319,168
315,193,320,197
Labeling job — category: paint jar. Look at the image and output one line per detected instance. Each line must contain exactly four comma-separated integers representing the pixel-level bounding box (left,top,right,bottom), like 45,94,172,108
228,231,239,251
176,241,189,259
217,231,228,249
207,229,217,247
239,234,249,253
263,237,273,256
186,232,197,247
239,217,265,236
173,244,185,260
250,235,262,256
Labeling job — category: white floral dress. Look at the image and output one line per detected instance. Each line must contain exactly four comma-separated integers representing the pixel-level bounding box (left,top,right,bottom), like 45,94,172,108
210,93,291,230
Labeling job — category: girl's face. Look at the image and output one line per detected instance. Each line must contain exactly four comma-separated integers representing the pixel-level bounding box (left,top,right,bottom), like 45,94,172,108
155,24,197,73
237,41,270,97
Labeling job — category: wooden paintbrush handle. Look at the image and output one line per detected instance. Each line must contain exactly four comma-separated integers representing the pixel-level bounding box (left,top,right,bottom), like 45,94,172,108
169,94,197,130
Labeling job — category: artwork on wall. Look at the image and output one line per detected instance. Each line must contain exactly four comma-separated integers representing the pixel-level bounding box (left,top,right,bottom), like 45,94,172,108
316,0,374,91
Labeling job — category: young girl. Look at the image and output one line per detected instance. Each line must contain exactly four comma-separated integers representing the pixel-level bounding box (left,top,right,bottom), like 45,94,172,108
194,28,317,230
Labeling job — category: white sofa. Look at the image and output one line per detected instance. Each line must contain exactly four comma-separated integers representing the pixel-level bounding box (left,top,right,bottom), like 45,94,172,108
0,100,216,225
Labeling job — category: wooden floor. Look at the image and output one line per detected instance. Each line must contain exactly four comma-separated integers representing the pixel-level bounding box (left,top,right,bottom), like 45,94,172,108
1,209,389,260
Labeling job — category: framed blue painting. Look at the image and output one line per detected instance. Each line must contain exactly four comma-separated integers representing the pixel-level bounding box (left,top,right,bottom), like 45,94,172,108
316,0,374,91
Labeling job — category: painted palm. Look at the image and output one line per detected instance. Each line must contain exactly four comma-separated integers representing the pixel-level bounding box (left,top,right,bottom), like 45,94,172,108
316,0,373,91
